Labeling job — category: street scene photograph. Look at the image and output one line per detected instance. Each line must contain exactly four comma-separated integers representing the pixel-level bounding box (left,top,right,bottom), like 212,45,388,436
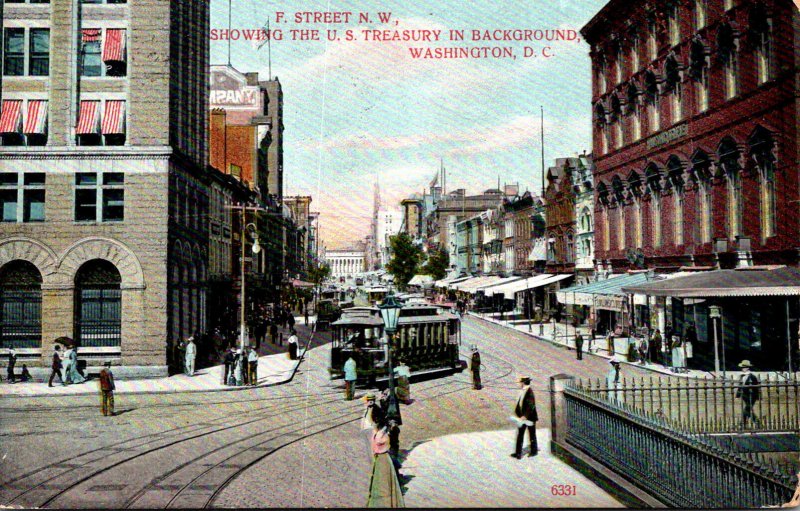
1,0,800,508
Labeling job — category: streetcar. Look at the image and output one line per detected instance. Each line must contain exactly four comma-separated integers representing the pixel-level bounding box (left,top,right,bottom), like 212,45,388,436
329,303,463,384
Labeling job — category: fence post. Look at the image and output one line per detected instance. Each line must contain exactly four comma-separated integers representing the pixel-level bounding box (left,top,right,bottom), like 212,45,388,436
550,373,576,446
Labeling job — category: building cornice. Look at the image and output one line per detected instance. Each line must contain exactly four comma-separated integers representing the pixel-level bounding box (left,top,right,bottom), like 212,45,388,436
0,146,173,160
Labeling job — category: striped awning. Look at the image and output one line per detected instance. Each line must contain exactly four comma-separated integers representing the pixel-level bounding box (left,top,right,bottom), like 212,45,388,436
23,100,48,134
101,100,125,134
82,28,101,43
0,100,23,134
102,29,125,62
76,100,100,134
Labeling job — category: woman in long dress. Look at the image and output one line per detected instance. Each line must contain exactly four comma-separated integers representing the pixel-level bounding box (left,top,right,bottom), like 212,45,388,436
367,422,405,508
67,346,85,384
62,347,74,384
393,360,411,404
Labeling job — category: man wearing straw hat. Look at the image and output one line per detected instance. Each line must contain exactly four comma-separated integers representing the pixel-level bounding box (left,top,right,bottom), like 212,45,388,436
510,375,538,459
98,361,116,416
470,345,482,390
735,360,761,428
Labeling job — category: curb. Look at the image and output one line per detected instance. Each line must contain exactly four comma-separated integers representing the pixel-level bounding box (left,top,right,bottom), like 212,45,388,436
0,327,317,400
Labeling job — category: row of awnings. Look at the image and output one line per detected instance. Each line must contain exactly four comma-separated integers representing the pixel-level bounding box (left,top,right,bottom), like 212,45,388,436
439,273,573,298
0,100,48,134
0,99,125,135
553,266,800,312
82,28,127,62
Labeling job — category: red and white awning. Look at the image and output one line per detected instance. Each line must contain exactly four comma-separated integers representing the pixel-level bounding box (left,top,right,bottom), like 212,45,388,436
101,100,125,134
102,29,125,62
0,100,23,134
76,100,100,134
23,100,48,134
82,28,101,43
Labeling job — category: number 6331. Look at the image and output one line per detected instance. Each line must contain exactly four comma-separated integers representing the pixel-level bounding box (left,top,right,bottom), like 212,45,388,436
550,484,577,496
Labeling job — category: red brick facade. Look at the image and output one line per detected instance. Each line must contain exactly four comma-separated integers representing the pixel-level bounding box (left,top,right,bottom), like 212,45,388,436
583,0,799,270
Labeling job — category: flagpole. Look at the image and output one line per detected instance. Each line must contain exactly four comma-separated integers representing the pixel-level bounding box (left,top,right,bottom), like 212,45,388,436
540,106,545,198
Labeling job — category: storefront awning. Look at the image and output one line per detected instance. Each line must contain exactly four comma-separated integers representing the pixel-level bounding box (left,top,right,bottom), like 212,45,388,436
474,275,523,293
435,275,471,288
557,272,650,310
291,278,315,288
621,266,800,298
453,276,501,293
487,273,572,300
408,274,434,286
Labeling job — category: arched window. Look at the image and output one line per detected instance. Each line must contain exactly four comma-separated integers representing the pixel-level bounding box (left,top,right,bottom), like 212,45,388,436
749,3,771,84
748,126,776,239
719,137,743,237
595,102,608,154
627,83,641,141
644,70,660,132
628,171,643,248
691,150,713,244
664,55,682,122
0,260,42,349
717,22,739,98
610,95,623,148
74,259,121,347
689,37,710,112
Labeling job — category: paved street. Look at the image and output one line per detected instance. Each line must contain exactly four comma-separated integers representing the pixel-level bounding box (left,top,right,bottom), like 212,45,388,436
0,315,647,508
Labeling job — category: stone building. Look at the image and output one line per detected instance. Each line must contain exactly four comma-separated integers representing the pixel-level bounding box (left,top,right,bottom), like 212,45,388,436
400,195,423,241
0,0,210,376
573,154,596,284
326,247,366,278
545,158,580,275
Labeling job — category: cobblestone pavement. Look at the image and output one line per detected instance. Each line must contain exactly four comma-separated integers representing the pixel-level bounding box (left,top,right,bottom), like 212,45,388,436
0,315,647,508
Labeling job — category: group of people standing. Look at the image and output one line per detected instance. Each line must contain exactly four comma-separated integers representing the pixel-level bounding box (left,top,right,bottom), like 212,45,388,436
221,345,259,386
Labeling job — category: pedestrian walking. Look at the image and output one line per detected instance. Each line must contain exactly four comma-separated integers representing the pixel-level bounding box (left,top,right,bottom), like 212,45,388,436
637,336,649,364
736,360,761,428
287,330,299,360
66,346,85,384
248,345,258,385
49,345,66,387
366,420,405,508
606,357,623,403
606,331,615,357
185,336,197,376
98,361,115,416
287,313,296,332
470,345,482,390
343,354,357,400
574,334,584,360
304,307,309,326
254,320,266,350
670,335,684,373
393,360,411,404
6,347,17,384
510,375,538,458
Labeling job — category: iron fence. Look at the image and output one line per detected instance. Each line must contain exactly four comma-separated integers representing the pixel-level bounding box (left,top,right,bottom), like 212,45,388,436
576,374,800,433
563,383,796,508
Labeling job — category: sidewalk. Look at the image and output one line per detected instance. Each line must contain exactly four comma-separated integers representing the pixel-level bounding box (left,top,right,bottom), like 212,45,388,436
401,428,623,508
470,311,787,382
0,317,314,399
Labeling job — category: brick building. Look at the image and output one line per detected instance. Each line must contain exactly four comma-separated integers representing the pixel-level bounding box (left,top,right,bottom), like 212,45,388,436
0,0,210,376
583,0,799,271
545,158,580,275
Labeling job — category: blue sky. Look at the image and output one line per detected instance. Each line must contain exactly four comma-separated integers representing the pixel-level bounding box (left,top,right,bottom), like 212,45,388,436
210,0,608,249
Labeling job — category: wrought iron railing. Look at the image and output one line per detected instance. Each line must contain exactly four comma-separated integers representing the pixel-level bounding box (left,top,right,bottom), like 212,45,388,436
575,374,800,433
563,383,796,508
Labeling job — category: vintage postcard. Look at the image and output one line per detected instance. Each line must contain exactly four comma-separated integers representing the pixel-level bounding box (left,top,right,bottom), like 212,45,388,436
1,0,799,508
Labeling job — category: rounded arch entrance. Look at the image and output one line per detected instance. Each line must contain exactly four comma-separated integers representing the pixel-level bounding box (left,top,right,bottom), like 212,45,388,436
74,259,122,348
0,260,43,349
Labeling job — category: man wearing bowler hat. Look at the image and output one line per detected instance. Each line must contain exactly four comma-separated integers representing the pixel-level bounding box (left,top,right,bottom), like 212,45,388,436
736,360,761,428
511,375,538,459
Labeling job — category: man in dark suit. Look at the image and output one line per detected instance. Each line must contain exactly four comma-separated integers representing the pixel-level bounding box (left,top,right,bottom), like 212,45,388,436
48,345,65,387
512,375,538,459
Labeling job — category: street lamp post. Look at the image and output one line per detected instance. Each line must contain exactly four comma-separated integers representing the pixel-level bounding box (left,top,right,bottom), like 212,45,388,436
709,305,723,377
378,292,402,422
240,222,261,354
